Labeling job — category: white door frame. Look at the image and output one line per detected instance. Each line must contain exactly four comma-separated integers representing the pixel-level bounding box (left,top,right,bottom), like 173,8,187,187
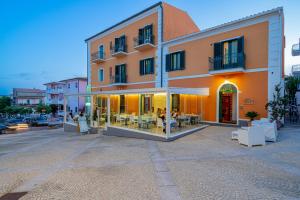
216,81,239,124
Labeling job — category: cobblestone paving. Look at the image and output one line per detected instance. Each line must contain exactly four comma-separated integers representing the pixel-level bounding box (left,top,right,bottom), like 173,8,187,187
0,126,299,199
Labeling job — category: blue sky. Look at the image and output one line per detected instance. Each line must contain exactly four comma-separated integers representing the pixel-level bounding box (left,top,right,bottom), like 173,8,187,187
0,0,300,95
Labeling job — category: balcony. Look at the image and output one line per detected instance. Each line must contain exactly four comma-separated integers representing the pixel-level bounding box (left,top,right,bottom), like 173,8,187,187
110,75,127,86
46,88,64,94
292,43,300,56
134,35,155,51
292,64,300,77
91,51,105,63
208,53,245,75
111,45,127,57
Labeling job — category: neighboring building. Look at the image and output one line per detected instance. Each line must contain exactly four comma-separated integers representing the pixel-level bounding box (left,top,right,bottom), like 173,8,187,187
80,2,284,140
44,81,65,113
12,88,45,107
44,77,87,115
60,77,87,114
292,66,300,107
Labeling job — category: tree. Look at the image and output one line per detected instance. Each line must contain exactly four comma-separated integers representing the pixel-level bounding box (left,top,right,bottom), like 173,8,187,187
50,104,58,115
285,76,300,104
36,103,51,114
0,96,11,113
265,84,288,123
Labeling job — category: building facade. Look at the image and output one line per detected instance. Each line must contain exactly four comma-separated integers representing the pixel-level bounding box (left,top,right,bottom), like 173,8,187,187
44,82,65,114
79,2,284,140
45,77,87,115
12,88,45,107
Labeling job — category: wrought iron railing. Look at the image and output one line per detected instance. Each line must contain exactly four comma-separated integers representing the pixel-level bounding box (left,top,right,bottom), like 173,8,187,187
208,52,245,71
111,45,127,54
133,35,154,47
110,75,127,84
91,51,105,61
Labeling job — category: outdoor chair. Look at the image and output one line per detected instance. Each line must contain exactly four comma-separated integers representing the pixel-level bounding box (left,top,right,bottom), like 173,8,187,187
251,119,278,142
237,126,265,147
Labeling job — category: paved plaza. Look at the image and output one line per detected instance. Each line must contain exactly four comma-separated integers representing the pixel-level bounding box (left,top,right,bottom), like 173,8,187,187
0,126,300,200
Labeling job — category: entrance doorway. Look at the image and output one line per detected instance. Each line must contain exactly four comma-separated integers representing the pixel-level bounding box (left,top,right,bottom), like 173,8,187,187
218,83,237,124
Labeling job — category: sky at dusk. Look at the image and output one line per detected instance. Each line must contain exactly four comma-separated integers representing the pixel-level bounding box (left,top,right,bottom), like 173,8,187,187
0,0,300,95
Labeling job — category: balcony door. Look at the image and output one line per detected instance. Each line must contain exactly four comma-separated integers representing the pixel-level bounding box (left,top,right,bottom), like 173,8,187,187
213,36,244,70
223,40,238,67
115,64,126,83
138,24,153,44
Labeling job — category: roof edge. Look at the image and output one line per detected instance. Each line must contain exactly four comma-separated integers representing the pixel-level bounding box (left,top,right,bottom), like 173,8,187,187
84,1,162,42
163,6,283,46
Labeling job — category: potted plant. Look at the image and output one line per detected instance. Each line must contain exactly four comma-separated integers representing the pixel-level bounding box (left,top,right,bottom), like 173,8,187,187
245,111,259,122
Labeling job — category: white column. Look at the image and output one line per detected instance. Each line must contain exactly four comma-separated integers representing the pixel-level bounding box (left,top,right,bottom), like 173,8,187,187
166,91,171,139
90,95,94,127
107,95,111,129
63,96,67,123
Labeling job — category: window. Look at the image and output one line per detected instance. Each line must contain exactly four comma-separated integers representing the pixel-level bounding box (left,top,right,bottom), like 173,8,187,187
138,24,153,45
99,45,104,59
213,36,244,69
68,83,70,89
75,107,78,113
120,95,125,113
223,40,238,65
166,51,185,71
114,35,126,52
171,94,180,112
140,57,154,75
98,68,104,82
75,82,78,88
115,64,126,83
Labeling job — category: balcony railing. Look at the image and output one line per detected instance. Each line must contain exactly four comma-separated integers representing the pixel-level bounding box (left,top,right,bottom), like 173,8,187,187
91,51,105,63
111,45,127,57
292,64,300,74
292,43,300,56
134,35,154,45
110,75,127,85
209,52,245,71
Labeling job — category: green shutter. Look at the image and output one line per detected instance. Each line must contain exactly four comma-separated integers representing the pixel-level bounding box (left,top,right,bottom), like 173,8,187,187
166,54,170,72
180,51,185,70
140,60,144,75
214,42,222,69
150,57,154,74
237,36,245,67
237,36,244,53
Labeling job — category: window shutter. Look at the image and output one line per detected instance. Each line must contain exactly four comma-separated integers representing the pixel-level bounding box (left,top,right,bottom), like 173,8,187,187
166,54,170,72
139,60,144,75
123,64,127,82
237,36,245,67
150,58,154,74
149,24,153,43
138,28,143,44
180,51,185,70
237,36,244,53
214,42,222,69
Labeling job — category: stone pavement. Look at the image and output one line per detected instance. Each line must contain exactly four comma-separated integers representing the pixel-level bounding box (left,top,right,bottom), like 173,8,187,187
0,126,299,200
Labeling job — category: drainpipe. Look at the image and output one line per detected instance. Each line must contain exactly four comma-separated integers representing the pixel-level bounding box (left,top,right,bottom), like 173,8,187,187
160,3,164,88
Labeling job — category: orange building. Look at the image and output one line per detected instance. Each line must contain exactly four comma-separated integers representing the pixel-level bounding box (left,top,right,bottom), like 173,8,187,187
78,2,284,140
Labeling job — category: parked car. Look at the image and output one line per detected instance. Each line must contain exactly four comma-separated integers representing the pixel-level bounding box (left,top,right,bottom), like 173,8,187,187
0,124,8,134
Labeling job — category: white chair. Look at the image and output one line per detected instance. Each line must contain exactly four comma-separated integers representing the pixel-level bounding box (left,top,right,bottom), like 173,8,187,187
116,115,125,124
252,119,277,142
260,121,277,142
237,126,266,147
